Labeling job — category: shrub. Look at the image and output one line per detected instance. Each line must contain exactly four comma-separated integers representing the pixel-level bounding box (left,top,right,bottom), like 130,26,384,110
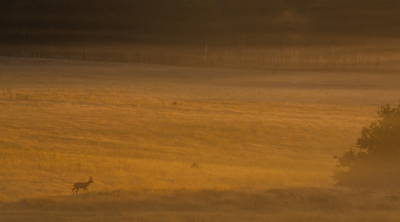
333,101,400,189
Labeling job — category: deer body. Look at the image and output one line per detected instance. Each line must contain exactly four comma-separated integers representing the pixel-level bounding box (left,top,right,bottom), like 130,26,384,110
72,177,94,195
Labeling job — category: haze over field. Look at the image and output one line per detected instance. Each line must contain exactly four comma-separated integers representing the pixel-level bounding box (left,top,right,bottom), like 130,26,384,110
1,1,400,221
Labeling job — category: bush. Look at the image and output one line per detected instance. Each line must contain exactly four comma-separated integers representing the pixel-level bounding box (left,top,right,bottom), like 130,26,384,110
333,101,400,189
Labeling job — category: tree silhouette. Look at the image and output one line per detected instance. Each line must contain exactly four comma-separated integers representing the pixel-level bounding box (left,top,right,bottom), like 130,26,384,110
334,101,400,189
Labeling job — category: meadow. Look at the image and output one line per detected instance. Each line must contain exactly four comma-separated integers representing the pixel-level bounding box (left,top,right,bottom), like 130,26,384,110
1,56,400,221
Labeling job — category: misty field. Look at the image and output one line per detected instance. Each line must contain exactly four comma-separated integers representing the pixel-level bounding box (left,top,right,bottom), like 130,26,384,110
1,56,400,221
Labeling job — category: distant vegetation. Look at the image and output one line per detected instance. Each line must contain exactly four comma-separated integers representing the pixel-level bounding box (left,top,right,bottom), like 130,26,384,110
2,0,400,67
1,0,400,45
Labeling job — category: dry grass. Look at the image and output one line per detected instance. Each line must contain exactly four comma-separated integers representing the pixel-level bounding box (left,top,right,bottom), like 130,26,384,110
2,188,400,221
1,56,400,221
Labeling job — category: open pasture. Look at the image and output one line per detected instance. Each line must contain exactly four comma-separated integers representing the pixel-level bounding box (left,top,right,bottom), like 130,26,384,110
1,57,400,220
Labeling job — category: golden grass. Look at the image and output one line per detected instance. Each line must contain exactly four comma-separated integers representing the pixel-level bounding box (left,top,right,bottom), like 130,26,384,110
1,56,400,220
2,188,400,221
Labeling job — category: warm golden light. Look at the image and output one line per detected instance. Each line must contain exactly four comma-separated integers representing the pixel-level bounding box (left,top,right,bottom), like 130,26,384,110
1,1,400,221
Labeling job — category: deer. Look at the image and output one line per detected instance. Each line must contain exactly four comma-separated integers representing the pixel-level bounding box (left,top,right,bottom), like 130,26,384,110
72,177,94,195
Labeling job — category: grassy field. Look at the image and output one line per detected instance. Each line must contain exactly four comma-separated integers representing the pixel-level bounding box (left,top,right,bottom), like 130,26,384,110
1,56,400,221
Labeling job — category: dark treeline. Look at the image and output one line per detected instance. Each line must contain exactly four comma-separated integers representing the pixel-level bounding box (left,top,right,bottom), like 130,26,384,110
1,0,400,44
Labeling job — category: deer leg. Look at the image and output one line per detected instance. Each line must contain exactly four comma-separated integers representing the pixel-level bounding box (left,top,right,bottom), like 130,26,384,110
72,188,76,195
76,188,80,194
